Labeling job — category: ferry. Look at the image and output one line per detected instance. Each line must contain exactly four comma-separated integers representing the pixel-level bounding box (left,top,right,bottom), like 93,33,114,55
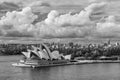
12,43,73,68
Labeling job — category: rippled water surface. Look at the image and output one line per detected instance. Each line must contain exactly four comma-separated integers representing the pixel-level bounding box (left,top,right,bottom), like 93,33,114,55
0,56,120,80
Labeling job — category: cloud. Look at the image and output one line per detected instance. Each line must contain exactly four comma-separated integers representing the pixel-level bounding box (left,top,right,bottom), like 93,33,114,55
89,0,98,3
27,1,51,7
45,2,106,26
36,2,106,38
0,2,19,10
0,2,111,39
0,2,20,18
35,22,94,38
94,16,120,38
0,7,38,37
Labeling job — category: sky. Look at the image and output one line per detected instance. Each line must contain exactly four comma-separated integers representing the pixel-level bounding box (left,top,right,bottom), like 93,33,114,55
0,0,88,5
0,0,119,5
0,0,120,40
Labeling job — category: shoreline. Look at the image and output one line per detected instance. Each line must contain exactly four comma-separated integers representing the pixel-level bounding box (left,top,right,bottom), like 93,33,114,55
74,60,120,65
1,55,120,67
12,60,120,68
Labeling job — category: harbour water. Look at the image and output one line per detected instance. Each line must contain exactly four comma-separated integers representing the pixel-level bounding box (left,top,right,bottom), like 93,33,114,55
0,56,120,80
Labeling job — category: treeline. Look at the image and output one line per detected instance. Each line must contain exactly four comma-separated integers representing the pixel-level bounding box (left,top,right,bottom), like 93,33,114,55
48,42,120,59
0,42,120,60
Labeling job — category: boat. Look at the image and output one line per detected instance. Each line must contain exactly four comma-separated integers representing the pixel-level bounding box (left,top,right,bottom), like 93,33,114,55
12,43,73,68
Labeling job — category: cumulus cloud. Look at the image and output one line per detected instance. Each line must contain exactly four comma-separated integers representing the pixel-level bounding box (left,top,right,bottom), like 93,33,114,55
0,2,113,39
94,16,120,38
35,23,93,38
45,2,106,26
0,7,38,37
36,2,106,38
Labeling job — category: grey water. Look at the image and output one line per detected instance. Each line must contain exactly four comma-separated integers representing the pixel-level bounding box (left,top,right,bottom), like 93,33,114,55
0,56,120,80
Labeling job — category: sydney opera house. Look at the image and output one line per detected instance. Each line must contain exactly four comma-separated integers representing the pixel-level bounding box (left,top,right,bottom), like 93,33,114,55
12,43,72,68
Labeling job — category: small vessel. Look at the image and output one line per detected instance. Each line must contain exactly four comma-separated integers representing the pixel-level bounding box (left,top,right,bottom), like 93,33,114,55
12,43,73,68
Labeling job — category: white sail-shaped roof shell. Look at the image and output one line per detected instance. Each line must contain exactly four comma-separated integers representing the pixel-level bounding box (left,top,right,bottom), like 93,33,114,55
31,44,50,60
22,49,40,59
31,47,50,60
32,50,41,59
50,51,61,59
21,43,66,60
64,54,71,60
22,49,33,58
22,52,31,58
41,43,51,59
38,50,50,60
